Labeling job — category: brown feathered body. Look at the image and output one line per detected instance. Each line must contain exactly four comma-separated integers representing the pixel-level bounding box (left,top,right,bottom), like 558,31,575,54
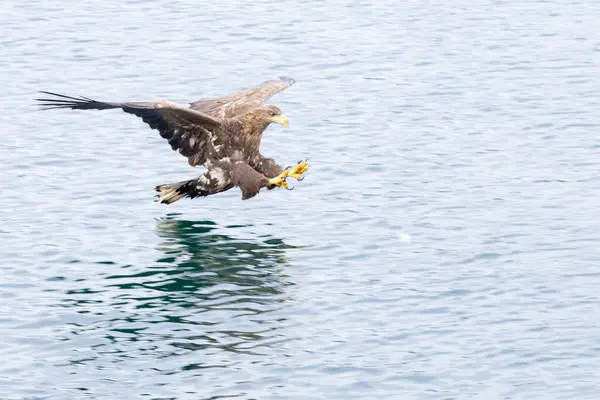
36,77,297,204
186,106,279,168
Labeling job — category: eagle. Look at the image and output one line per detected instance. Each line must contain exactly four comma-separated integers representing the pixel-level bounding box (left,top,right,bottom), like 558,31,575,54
35,77,309,204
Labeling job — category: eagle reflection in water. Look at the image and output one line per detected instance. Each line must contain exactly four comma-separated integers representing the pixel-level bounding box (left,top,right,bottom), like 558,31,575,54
154,213,293,296
147,214,296,360
83,215,297,366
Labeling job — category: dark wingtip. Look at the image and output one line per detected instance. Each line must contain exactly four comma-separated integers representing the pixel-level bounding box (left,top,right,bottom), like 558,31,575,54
34,91,89,110
279,76,295,85
37,91,86,101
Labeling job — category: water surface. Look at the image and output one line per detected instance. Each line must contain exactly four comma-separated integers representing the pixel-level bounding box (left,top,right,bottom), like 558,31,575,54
2,0,600,398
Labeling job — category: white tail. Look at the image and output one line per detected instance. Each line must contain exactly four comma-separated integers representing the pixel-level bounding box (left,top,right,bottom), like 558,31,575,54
155,181,190,204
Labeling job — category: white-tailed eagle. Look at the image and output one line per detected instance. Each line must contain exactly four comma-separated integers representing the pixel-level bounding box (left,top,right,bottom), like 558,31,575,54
36,77,309,204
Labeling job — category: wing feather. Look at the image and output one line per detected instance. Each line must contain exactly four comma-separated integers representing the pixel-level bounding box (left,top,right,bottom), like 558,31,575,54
189,77,295,118
36,92,224,163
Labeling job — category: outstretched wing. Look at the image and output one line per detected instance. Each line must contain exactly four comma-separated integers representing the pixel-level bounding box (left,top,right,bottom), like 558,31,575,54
189,77,295,118
36,92,223,162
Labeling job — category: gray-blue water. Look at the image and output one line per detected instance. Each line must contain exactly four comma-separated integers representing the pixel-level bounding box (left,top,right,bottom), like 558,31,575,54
2,0,600,398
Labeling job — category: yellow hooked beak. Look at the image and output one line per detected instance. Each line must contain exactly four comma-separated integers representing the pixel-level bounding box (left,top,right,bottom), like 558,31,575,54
270,114,289,128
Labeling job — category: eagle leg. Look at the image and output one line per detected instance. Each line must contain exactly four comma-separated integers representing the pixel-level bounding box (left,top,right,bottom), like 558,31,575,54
267,175,290,189
267,159,309,190
281,159,310,181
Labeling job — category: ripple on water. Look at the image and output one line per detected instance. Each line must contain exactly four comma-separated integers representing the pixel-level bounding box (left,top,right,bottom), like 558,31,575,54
3,0,600,398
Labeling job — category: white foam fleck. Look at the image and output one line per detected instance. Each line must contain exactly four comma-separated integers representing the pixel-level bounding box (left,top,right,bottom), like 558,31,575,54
397,232,412,243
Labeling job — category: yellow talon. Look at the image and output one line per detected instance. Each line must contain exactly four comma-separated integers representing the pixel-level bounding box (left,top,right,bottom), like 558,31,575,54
268,160,309,190
285,160,310,180
268,175,289,189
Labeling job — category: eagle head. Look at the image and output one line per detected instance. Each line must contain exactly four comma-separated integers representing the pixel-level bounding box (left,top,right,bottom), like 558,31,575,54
263,105,289,128
242,105,289,137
